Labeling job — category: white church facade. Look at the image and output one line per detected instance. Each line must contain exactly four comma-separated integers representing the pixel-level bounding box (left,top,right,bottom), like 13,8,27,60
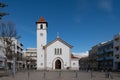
36,17,79,70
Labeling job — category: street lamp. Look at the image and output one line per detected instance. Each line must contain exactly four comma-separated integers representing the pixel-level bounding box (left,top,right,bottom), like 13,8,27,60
90,59,93,80
12,42,16,77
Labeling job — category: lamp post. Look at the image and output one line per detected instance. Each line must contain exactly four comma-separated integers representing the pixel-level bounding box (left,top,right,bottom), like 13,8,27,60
90,59,93,80
12,42,16,77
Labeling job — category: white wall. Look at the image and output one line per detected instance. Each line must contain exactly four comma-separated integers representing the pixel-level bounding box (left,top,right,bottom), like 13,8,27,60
0,39,6,68
46,40,71,70
0,39,5,57
71,59,79,70
37,23,47,70
113,33,120,70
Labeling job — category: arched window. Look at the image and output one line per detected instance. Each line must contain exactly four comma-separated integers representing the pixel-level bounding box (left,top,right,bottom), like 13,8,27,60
55,48,57,55
40,24,43,29
60,48,62,54
54,48,62,55
57,48,59,55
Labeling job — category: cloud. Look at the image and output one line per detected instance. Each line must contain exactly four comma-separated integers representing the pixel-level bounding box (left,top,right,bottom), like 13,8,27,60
98,0,113,12
72,51,88,58
98,0,118,21
74,0,116,24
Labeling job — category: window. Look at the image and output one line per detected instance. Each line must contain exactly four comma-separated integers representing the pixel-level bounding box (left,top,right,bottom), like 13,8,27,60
73,63,75,65
57,48,59,55
40,24,43,29
116,56,119,59
40,33,43,36
41,55,43,57
54,48,62,55
115,54,119,59
60,48,62,54
41,63,43,65
115,46,119,51
55,48,57,55
115,37,119,41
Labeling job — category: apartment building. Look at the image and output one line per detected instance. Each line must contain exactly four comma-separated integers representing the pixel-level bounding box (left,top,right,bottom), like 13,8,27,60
87,33,120,71
79,56,89,70
0,54,6,69
113,33,120,70
15,40,23,70
24,48,37,69
0,37,23,70
97,40,113,70
0,38,6,69
88,40,113,71
89,45,99,70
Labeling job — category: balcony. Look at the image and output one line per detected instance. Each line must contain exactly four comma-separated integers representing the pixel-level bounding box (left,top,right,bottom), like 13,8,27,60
17,49,23,53
17,45,23,50
105,56,113,60
97,51,104,54
105,49,113,53
114,41,120,46
114,51,120,55
97,58,104,61
114,59,120,62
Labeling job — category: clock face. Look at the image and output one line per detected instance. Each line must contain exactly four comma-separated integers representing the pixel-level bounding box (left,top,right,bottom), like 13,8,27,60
40,33,43,36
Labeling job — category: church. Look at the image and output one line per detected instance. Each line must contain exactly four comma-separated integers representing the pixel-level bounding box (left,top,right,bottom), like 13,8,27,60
36,17,79,70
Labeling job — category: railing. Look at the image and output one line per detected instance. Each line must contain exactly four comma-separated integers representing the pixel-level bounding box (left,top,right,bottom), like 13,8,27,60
114,41,120,46
97,57,104,61
97,51,104,54
114,51,120,55
105,49,113,53
114,59,120,62
105,56,113,60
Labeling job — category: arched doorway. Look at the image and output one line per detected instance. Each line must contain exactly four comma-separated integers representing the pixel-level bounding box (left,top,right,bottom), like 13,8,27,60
55,59,61,69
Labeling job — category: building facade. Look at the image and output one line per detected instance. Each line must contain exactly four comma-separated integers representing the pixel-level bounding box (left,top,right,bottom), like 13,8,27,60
23,48,37,69
0,38,6,69
89,45,99,70
79,56,89,70
88,32,120,71
36,17,79,70
113,33,120,70
97,40,113,71
0,37,23,70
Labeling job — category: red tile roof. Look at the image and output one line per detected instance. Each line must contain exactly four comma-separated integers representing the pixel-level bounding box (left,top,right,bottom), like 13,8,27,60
71,54,79,59
38,17,45,22
36,17,48,26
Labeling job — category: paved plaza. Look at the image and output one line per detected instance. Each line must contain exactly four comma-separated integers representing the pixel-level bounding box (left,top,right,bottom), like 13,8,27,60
0,70,120,80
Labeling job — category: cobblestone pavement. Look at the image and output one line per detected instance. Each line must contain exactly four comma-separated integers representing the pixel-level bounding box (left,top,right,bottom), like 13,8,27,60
0,70,120,80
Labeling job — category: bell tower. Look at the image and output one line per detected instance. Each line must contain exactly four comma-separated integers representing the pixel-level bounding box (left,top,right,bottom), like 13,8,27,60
36,17,48,70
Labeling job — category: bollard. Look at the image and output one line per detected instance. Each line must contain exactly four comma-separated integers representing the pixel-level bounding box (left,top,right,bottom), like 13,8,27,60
28,71,30,80
91,70,93,80
59,70,61,80
43,70,46,80
109,72,113,79
76,71,78,80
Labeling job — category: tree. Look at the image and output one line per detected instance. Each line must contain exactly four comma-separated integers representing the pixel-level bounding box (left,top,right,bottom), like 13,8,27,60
0,2,21,77
0,21,21,70
0,2,8,19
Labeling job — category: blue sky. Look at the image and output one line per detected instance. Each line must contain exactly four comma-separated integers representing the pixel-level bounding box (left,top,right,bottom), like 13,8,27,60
1,0,120,55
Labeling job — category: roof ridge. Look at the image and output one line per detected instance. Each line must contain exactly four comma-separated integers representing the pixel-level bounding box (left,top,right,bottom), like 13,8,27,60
44,37,73,48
